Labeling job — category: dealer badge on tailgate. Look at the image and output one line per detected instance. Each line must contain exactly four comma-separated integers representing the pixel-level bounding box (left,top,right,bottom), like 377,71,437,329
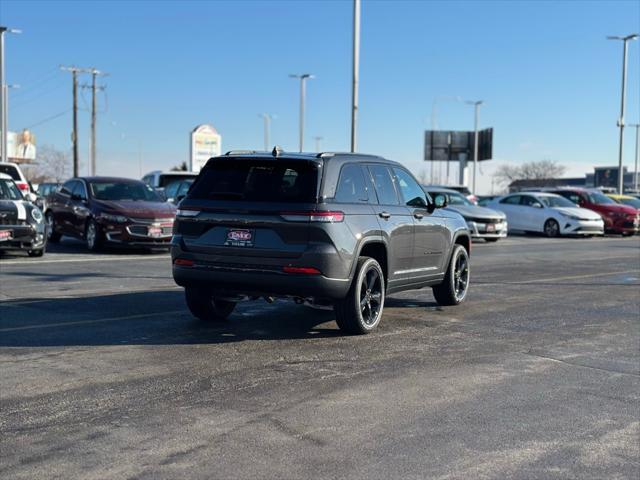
225,229,254,247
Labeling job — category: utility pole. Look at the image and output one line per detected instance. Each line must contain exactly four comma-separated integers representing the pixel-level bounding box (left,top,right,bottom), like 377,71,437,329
466,100,483,196
350,0,361,153
607,34,638,194
289,73,314,152
258,113,274,151
81,68,107,176
61,66,95,177
0,26,21,164
313,136,323,152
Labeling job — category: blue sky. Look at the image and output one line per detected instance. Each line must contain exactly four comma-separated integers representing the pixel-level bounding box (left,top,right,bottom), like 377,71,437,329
1,0,639,193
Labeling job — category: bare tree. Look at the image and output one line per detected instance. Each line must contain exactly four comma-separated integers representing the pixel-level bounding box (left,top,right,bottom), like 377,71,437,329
24,145,72,183
493,160,567,188
171,161,188,172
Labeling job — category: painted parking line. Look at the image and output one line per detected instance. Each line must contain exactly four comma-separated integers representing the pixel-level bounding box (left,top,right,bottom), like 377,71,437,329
0,254,170,266
0,309,186,333
498,269,640,285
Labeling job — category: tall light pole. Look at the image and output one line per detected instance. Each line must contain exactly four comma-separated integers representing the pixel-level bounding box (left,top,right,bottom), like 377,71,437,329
258,113,274,151
466,100,483,195
607,33,638,194
289,73,314,152
350,0,361,153
630,123,640,191
0,26,21,164
313,136,323,152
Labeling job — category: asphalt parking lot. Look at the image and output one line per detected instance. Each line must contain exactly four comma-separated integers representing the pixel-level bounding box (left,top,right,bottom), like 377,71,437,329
1,235,639,479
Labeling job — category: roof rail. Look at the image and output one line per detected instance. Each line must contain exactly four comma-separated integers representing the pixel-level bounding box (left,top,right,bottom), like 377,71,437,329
224,150,258,156
316,152,385,160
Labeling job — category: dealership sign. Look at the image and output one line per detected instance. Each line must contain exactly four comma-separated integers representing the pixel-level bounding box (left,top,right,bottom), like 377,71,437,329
190,124,221,172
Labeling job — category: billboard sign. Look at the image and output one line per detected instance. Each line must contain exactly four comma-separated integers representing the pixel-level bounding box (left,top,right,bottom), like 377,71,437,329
1,129,37,162
424,128,492,162
190,124,221,172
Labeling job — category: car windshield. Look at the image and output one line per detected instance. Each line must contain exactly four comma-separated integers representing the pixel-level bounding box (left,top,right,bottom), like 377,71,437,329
539,195,577,208
189,159,319,203
0,179,22,200
446,192,473,206
588,191,616,204
90,181,161,201
617,197,640,208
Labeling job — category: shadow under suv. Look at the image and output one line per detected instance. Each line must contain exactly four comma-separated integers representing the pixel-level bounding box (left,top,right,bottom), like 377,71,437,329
171,149,471,334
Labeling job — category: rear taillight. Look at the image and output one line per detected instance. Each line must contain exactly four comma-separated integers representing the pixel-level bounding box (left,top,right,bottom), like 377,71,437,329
16,182,30,192
283,266,321,275
280,211,344,223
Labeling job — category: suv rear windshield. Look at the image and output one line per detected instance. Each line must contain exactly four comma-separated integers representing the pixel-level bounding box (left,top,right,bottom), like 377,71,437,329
188,159,319,203
0,165,20,180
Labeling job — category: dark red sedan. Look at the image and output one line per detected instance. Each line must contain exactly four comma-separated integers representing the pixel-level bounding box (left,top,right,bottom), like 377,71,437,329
45,177,177,251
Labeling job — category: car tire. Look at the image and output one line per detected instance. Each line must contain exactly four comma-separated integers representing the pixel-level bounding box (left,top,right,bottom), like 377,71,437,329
185,287,236,322
544,219,560,238
432,245,470,306
28,249,44,257
334,257,385,335
85,219,103,252
46,211,61,243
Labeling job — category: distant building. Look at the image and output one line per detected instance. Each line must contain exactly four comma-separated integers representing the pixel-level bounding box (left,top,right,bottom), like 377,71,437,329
508,166,638,192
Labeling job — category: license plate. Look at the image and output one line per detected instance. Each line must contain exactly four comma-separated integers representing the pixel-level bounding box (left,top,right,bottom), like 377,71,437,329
486,223,495,232
0,229,12,242
225,229,254,247
148,226,164,238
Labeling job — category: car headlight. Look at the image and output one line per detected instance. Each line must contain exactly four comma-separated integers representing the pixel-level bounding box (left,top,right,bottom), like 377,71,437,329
30,207,43,223
560,212,580,221
98,213,129,223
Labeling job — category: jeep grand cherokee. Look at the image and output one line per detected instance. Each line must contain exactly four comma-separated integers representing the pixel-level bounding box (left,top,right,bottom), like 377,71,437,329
171,149,471,334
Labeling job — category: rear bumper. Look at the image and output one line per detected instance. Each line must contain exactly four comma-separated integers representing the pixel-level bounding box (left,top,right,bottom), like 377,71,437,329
172,263,350,300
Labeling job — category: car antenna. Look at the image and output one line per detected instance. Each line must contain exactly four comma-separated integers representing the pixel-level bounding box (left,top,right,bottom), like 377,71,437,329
272,146,283,157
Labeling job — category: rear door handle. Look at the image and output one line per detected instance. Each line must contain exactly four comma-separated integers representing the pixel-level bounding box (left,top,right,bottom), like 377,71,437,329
414,212,424,220
379,211,391,219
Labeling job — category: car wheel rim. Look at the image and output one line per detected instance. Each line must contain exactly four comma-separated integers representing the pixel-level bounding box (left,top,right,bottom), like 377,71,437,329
359,266,383,327
46,214,54,239
87,223,96,248
545,221,558,237
453,252,469,301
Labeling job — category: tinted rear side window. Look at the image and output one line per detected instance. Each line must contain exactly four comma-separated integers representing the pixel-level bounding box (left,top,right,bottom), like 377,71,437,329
334,164,368,203
368,165,399,205
189,159,318,203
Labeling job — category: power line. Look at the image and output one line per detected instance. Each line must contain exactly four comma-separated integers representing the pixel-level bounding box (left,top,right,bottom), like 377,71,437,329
26,108,72,129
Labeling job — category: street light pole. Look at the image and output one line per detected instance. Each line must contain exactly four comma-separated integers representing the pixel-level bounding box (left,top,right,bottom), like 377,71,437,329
607,33,638,194
466,100,483,195
0,26,21,164
630,124,640,191
258,113,273,151
289,73,314,152
350,0,360,153
313,136,323,152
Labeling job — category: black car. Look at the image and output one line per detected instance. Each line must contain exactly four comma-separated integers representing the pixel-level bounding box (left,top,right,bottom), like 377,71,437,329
0,174,47,257
46,177,177,251
171,149,471,334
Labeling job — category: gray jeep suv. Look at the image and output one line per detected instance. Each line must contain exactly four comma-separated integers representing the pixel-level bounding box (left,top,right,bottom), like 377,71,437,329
171,149,471,334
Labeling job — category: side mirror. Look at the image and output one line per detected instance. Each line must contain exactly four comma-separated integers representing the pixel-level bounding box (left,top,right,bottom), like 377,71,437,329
434,194,447,209
533,202,543,209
